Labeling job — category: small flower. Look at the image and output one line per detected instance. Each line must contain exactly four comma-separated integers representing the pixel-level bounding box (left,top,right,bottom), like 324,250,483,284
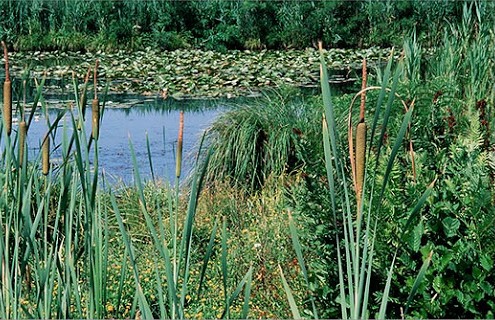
106,304,114,313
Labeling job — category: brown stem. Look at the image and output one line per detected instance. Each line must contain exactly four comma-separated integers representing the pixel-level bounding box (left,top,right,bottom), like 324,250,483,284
93,59,99,99
1,41,9,82
175,111,184,179
359,58,367,122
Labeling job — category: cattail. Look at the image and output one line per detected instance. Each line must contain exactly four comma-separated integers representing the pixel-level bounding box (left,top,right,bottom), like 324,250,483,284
92,98,99,140
2,41,11,136
356,58,367,214
175,111,184,179
42,134,50,175
355,121,366,209
19,121,27,166
91,60,99,139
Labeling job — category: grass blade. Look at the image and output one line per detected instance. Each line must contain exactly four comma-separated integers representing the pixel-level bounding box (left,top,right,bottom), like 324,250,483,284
197,219,219,299
288,211,318,318
278,265,301,320
404,251,433,315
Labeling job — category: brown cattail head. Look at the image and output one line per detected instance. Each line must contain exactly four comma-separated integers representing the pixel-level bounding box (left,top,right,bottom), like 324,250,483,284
175,111,184,179
42,134,50,175
355,121,367,213
91,98,99,140
3,80,12,136
19,121,27,166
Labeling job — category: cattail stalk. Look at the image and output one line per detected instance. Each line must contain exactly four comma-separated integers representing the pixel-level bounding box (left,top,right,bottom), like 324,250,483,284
80,66,91,120
19,121,27,166
92,60,99,140
42,134,50,175
175,111,184,179
2,41,12,136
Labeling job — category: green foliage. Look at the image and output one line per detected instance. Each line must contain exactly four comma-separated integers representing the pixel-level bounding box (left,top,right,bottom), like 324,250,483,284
1,0,492,52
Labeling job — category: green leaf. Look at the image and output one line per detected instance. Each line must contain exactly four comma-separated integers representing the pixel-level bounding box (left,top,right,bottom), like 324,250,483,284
480,254,493,272
410,222,423,252
442,217,460,238
288,212,318,319
404,250,433,315
279,265,302,320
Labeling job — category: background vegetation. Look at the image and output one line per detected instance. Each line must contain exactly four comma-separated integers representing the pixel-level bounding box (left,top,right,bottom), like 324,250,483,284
1,0,494,52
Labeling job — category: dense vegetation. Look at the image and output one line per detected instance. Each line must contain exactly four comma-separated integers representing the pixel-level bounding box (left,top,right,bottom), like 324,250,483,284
1,0,494,52
0,1,494,319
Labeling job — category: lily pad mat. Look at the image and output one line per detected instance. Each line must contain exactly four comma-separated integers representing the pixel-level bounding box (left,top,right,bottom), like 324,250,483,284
4,47,396,99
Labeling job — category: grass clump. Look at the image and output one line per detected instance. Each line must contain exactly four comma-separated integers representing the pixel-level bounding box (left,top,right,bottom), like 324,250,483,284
205,89,323,191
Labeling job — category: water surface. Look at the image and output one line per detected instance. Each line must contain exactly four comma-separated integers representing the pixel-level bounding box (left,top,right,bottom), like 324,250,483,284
15,97,227,185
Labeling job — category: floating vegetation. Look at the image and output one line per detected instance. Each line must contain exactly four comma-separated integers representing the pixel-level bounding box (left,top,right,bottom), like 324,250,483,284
3,47,395,99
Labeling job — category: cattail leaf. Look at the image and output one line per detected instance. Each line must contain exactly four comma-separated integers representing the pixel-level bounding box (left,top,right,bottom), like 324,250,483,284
27,75,46,128
369,49,394,159
377,253,397,319
404,251,433,315
375,61,403,165
378,106,413,203
241,266,253,319
221,266,253,319
197,219,219,299
110,193,153,320
145,132,155,182
403,180,435,231
288,211,318,319
153,256,168,319
221,216,229,313
279,265,302,320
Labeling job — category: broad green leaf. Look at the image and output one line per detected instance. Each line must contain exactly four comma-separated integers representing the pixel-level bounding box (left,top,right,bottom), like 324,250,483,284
442,217,460,238
480,254,493,272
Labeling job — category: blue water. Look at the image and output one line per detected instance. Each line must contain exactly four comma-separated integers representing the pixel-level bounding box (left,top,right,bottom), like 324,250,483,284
10,98,225,185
